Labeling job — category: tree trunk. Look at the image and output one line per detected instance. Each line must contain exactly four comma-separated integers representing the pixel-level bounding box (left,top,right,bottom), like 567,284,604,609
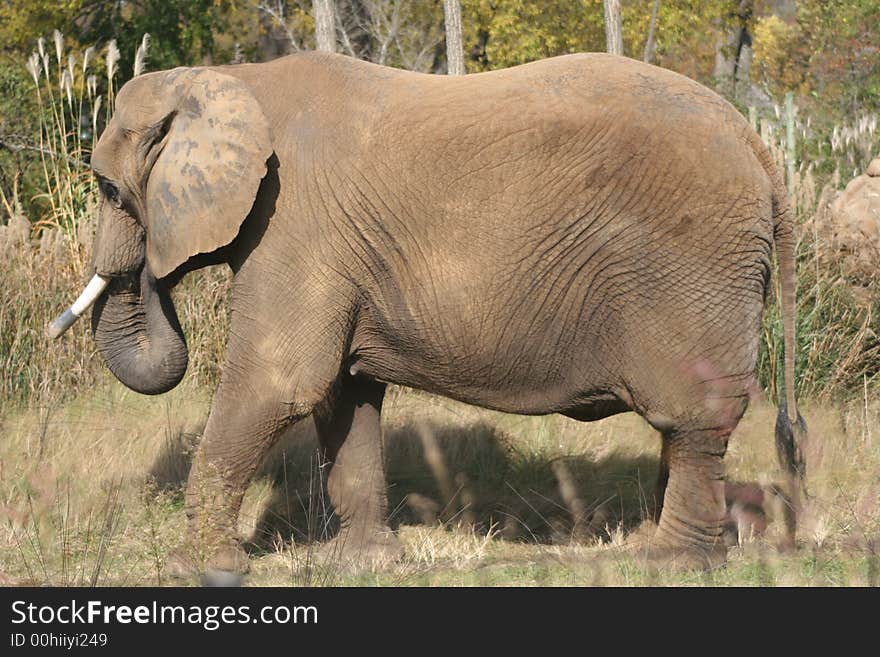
443,0,465,75
734,34,753,100
713,0,753,99
603,0,623,56
643,0,660,63
314,0,337,53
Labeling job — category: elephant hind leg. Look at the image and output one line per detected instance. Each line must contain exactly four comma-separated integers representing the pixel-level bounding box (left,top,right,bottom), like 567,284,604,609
653,425,731,553
314,375,402,565
640,380,751,568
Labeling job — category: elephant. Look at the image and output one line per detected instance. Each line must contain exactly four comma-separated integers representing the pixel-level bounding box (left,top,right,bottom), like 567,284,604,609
49,51,807,575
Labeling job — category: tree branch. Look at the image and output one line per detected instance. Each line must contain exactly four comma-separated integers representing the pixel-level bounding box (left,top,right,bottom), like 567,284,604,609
257,0,302,51
0,137,86,169
644,0,660,64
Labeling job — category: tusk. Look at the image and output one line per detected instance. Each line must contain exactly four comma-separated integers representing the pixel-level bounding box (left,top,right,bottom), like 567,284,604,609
47,274,109,339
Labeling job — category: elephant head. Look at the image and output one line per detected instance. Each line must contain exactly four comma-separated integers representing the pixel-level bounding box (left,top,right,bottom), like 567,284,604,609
48,67,273,394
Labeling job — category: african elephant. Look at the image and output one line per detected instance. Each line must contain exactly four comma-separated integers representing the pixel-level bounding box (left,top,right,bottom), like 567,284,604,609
50,52,807,575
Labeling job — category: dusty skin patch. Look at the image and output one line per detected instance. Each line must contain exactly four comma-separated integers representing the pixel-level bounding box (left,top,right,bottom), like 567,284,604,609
0,383,878,586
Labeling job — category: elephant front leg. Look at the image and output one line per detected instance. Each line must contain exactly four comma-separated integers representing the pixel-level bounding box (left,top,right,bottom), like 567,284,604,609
315,375,403,565
181,387,312,578
176,333,342,579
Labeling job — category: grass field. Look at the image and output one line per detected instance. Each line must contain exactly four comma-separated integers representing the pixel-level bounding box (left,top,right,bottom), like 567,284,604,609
2,380,877,586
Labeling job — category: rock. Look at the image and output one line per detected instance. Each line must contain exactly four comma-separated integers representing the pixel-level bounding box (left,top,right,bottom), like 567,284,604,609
815,156,880,289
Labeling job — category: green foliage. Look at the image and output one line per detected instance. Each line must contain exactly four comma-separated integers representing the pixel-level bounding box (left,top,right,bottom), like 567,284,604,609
751,0,880,121
460,0,880,122
95,1,241,72
461,0,606,70
1,1,243,226
625,0,734,77
460,1,740,78
0,1,90,52
0,62,44,221
0,1,241,73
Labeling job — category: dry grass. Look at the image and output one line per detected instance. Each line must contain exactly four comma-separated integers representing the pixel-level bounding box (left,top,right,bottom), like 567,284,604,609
1,384,877,586
0,212,233,411
754,109,880,401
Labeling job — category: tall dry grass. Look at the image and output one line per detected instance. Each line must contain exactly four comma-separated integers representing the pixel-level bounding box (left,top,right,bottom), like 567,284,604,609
754,107,880,401
0,211,232,410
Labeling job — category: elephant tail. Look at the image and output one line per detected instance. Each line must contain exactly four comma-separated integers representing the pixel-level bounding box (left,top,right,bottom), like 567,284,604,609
746,127,808,488
772,194,807,485
752,133,808,496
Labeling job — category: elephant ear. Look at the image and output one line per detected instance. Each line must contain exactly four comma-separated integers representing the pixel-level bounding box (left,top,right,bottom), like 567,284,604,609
145,68,272,279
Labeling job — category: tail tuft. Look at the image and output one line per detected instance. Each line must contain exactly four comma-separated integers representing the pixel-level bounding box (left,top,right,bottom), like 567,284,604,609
775,401,808,481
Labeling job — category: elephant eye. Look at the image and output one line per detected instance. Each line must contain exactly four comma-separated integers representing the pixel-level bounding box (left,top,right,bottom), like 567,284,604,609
98,178,121,208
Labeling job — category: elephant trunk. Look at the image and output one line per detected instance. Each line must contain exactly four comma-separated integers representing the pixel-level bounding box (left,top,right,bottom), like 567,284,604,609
91,266,188,395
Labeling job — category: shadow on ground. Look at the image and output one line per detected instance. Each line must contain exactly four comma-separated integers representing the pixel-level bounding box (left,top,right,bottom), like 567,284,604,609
146,417,661,552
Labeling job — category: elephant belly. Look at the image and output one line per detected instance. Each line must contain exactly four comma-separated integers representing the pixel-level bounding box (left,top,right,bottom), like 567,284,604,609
351,350,625,417
348,291,624,416
347,221,769,420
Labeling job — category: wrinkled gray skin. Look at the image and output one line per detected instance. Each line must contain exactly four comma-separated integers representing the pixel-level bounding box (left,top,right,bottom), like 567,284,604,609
83,52,805,575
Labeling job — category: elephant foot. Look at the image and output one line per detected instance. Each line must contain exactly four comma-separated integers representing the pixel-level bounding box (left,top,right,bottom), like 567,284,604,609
166,542,250,584
321,526,404,568
635,541,728,573
624,524,728,572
